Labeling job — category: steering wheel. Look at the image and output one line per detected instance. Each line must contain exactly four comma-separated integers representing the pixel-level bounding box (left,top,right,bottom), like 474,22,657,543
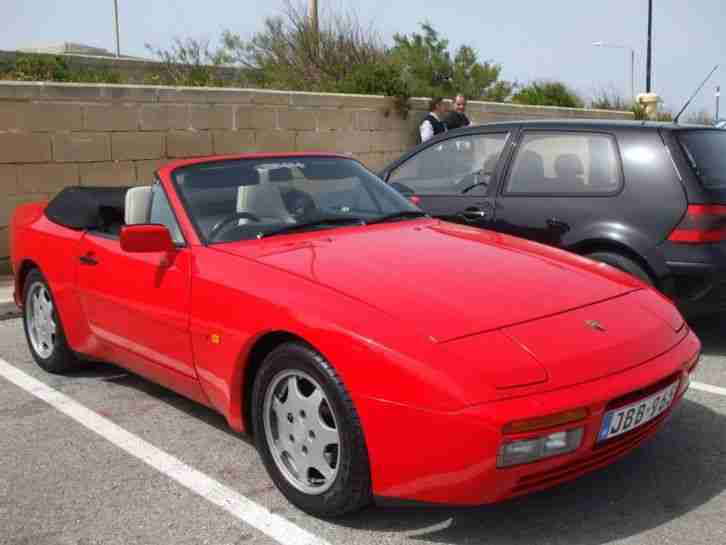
282,188,317,220
207,212,261,242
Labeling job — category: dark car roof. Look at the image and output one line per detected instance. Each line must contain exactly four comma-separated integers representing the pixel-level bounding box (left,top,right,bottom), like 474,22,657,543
458,118,719,132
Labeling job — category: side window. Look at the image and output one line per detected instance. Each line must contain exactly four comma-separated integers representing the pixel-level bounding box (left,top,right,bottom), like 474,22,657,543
506,131,621,195
389,133,509,195
150,183,185,245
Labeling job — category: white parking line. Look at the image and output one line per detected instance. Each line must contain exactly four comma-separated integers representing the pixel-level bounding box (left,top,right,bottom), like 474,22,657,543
691,381,726,397
0,357,330,545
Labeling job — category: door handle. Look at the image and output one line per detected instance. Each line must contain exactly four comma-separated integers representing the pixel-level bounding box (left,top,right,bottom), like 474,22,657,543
461,208,487,220
546,218,570,232
79,254,98,266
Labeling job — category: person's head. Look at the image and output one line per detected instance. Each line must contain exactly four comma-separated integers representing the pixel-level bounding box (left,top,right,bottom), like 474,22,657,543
453,94,467,113
429,97,447,116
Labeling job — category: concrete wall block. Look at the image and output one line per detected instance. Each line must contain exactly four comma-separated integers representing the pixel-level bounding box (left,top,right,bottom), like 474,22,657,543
289,92,347,109
383,112,410,131
318,110,353,131
334,132,373,154
0,165,19,195
135,160,168,184
251,90,291,106
0,134,52,163
355,110,382,131
0,102,21,130
340,94,387,109
254,130,296,152
84,104,140,131
140,104,190,131
101,85,160,103
212,130,255,155
0,226,8,262
167,130,213,158
237,107,277,130
295,131,340,152
356,152,386,171
279,110,317,131
39,83,104,101
190,105,235,130
0,82,42,101
52,133,110,162
19,163,79,194
112,132,165,160
20,102,83,131
80,161,137,186
157,87,252,104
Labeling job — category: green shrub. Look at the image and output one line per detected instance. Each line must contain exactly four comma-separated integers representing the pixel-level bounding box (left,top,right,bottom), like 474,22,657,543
512,81,584,108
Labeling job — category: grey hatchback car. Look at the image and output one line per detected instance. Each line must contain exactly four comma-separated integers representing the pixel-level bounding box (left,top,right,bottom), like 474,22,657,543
380,120,726,316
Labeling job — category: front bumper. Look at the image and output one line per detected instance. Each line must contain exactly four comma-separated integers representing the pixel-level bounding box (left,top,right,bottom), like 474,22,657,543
358,328,701,506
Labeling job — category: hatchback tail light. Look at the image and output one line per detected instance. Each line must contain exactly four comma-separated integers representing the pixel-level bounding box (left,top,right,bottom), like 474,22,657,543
668,204,726,243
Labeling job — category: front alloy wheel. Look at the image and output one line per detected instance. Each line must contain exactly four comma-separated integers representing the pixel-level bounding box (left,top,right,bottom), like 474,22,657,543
252,342,371,517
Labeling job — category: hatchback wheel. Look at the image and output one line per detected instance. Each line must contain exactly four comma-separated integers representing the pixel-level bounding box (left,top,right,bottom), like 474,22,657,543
586,251,653,286
252,342,371,517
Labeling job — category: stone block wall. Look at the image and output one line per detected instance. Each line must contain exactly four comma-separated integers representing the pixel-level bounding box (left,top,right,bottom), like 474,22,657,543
0,81,633,273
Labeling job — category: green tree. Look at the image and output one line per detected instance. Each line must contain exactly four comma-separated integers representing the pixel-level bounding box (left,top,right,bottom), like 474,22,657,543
220,0,386,92
512,81,584,108
388,23,510,101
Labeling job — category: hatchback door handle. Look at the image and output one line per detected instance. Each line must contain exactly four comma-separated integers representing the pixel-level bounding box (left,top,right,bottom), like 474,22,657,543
79,254,98,266
462,209,486,219
546,218,570,232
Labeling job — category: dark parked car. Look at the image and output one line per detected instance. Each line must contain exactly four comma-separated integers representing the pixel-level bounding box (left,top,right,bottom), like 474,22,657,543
380,120,726,316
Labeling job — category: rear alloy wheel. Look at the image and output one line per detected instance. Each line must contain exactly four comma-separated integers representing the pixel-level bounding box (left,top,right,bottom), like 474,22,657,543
586,251,654,286
252,342,371,517
22,269,80,374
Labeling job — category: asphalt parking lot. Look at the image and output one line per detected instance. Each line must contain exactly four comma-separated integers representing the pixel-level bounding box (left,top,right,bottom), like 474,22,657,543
1,314,725,545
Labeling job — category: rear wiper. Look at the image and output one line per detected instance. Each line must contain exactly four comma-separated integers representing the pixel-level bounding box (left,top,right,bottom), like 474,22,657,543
367,211,429,224
259,217,366,238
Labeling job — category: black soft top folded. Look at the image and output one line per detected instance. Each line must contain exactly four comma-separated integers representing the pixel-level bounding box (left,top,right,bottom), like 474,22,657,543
44,186,130,231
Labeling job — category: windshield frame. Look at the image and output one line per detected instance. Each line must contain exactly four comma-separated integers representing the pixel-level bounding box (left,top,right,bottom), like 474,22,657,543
169,154,422,245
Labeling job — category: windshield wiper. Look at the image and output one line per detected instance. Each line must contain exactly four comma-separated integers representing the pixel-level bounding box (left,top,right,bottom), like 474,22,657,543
367,211,429,224
259,217,366,238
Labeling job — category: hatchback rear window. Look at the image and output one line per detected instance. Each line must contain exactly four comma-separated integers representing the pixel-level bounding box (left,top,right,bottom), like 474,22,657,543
676,130,726,189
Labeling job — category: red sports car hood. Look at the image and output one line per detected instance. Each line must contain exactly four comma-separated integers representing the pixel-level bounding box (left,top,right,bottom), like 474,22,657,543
220,221,643,342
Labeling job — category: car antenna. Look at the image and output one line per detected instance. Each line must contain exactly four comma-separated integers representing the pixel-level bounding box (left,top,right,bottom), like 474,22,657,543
673,64,720,124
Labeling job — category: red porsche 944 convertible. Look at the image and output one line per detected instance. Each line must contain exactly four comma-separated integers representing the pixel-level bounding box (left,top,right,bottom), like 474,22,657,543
9,153,701,517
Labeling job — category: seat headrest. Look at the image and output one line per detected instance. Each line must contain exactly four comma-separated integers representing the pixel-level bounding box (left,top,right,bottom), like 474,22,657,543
554,154,584,179
125,186,152,225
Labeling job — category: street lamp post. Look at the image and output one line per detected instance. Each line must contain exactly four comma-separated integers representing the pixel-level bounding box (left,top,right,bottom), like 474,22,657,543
646,0,653,93
593,41,636,102
113,0,121,57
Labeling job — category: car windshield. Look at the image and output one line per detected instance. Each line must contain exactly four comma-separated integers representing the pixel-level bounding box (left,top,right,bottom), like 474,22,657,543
172,156,423,243
676,130,726,189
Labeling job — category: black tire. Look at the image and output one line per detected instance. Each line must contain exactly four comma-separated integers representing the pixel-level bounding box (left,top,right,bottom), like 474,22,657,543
585,251,654,286
251,342,371,517
22,269,81,374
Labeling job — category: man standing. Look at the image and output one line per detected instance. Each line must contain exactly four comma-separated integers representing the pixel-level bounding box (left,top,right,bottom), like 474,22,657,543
444,94,471,130
419,97,448,143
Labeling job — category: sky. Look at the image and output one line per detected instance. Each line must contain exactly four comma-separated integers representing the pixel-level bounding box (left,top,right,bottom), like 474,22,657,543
1,0,724,118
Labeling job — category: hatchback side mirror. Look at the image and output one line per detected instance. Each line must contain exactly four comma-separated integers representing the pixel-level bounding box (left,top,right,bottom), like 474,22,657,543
120,224,175,253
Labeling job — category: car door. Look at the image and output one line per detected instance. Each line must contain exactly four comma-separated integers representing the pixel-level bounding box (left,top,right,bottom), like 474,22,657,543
493,129,624,246
76,180,196,379
386,130,513,229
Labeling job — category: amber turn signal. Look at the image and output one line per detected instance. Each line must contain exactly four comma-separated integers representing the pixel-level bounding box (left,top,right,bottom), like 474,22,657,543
503,407,589,435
